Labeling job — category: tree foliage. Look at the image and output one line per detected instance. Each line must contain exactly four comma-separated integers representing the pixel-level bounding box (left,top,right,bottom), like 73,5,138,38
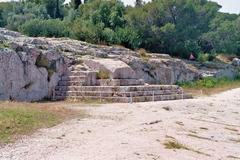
71,0,82,10
0,0,239,58
19,18,69,37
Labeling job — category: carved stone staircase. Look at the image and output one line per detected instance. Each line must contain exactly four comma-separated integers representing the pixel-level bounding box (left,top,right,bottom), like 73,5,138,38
54,69,192,103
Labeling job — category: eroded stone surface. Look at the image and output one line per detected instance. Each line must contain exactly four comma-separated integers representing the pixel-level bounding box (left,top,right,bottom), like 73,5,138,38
84,59,137,79
0,29,68,101
120,56,198,84
232,58,240,67
0,28,239,101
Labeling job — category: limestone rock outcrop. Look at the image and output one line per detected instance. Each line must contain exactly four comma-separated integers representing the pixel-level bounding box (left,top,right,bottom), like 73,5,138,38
0,46,67,101
1,28,238,101
0,29,68,101
120,56,197,84
232,58,240,67
186,60,239,79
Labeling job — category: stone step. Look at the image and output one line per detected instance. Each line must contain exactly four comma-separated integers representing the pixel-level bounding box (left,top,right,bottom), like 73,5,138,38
61,76,86,81
132,94,192,102
97,79,144,86
54,90,181,97
58,81,86,86
54,94,192,103
65,71,97,77
55,85,182,92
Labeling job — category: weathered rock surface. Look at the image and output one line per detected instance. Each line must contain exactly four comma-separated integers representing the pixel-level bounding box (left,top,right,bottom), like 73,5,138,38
185,60,240,79
1,28,238,101
121,56,198,84
232,58,240,67
84,59,136,79
0,46,67,101
0,29,68,101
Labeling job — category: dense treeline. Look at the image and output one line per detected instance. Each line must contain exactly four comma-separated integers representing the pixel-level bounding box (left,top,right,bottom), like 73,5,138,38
0,0,239,58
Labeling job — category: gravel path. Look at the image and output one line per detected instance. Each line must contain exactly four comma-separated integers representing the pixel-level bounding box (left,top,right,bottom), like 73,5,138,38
0,89,240,160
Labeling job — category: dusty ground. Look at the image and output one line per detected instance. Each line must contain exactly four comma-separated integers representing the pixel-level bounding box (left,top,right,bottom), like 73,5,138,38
0,89,240,160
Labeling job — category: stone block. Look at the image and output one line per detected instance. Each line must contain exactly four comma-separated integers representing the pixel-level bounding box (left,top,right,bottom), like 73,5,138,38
84,59,136,79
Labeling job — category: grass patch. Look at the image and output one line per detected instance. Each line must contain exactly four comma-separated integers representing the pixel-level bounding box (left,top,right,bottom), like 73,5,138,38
0,41,10,49
162,106,172,111
199,127,209,130
175,121,184,126
96,70,110,79
164,138,211,156
178,77,240,96
164,140,189,150
138,48,151,62
197,53,216,63
0,101,82,144
35,54,56,81
215,54,232,64
229,138,240,143
227,155,240,159
225,127,238,132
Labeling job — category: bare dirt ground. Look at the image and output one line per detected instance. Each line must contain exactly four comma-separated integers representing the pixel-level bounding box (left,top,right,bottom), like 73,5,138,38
0,89,240,160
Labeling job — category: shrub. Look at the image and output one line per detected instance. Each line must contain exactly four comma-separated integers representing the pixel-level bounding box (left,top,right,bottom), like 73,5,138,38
35,55,55,81
0,41,10,49
178,77,218,88
101,28,119,45
71,20,103,44
116,27,141,49
197,53,210,63
6,13,35,31
164,140,189,150
96,70,110,79
208,54,216,61
183,40,201,58
138,48,150,61
178,77,240,89
199,77,218,88
235,73,240,80
19,19,69,37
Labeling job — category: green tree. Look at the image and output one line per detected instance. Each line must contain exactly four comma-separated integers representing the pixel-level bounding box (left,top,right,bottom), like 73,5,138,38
71,0,82,10
202,18,240,55
71,0,128,45
135,0,143,7
126,0,220,57
41,0,64,18
71,19,104,43
1,0,239,59
116,27,141,49
5,2,49,30
0,2,14,27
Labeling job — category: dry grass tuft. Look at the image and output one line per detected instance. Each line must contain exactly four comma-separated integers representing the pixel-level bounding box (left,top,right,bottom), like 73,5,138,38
138,48,151,61
225,127,238,132
229,138,240,143
164,137,211,157
164,140,189,150
227,155,240,159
